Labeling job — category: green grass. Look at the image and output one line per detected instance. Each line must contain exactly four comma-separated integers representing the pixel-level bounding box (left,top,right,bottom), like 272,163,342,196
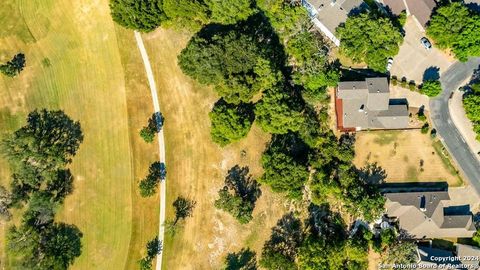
432,140,463,186
372,131,400,146
0,0,147,269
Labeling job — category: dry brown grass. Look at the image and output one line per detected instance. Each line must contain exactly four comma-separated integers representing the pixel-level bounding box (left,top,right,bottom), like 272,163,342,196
142,28,289,269
354,130,462,186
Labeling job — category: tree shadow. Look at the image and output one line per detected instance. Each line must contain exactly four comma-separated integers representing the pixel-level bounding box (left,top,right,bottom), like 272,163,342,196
225,248,257,270
225,165,261,204
423,66,440,81
466,2,480,12
358,162,388,185
265,212,304,259
306,203,346,241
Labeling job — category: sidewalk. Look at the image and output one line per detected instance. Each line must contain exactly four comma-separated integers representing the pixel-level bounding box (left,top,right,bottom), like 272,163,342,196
449,89,480,164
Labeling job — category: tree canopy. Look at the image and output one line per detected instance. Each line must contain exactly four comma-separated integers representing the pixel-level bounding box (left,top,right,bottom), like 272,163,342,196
254,86,305,134
205,0,256,25
110,0,167,32
2,110,84,269
178,16,283,104
287,31,339,101
260,133,309,199
259,213,303,270
463,89,480,140
172,196,196,225
420,80,442,97
162,0,209,30
7,221,82,269
214,166,261,224
337,13,403,72
139,161,166,197
140,112,164,143
209,99,254,146
2,109,83,172
0,53,26,77
224,248,257,270
427,2,480,61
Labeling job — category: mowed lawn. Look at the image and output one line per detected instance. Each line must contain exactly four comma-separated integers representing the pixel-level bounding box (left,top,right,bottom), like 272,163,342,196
354,130,462,186
142,28,289,269
0,0,158,269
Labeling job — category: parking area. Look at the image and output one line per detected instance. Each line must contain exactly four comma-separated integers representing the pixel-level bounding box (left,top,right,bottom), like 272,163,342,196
390,17,454,83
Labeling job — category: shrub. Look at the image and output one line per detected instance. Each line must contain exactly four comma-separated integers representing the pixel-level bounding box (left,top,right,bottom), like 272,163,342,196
420,80,442,97
391,76,398,86
421,123,430,134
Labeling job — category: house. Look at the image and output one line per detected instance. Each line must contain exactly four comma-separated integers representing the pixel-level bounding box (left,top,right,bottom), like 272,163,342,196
385,191,477,239
377,0,437,31
335,77,409,131
302,0,367,46
457,244,480,269
416,245,460,267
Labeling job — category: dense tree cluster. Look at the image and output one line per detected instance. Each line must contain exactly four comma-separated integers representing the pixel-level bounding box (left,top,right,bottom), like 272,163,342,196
260,206,371,269
420,80,442,97
1,110,83,269
214,166,261,224
260,133,309,199
254,85,305,134
0,53,26,77
139,161,166,197
209,100,254,146
337,13,403,72
463,82,480,140
179,17,284,104
287,31,339,101
110,0,167,32
205,0,256,25
427,2,480,61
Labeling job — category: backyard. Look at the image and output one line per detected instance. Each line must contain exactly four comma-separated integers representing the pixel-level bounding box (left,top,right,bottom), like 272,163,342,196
354,130,462,186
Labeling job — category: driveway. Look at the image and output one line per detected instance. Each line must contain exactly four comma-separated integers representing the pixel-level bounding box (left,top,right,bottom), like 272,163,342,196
390,17,453,83
430,57,480,195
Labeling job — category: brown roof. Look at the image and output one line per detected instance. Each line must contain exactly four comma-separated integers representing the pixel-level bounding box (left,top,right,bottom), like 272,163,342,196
336,77,409,130
385,191,476,239
405,0,436,28
382,0,407,15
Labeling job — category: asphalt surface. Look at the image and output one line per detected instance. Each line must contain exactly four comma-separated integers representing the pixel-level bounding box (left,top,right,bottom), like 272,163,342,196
430,57,480,193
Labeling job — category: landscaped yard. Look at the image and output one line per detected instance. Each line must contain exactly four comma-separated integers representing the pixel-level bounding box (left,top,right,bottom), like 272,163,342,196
0,0,158,268
142,28,289,269
354,130,462,186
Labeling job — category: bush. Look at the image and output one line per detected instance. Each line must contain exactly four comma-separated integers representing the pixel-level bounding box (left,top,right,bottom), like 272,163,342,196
408,81,417,91
420,80,442,97
421,123,430,134
391,76,398,86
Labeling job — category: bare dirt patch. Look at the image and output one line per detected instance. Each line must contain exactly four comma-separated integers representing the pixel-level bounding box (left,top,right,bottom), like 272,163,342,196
354,130,462,186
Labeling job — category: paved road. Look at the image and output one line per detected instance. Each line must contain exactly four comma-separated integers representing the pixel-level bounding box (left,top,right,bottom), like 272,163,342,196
430,57,480,193
135,31,166,270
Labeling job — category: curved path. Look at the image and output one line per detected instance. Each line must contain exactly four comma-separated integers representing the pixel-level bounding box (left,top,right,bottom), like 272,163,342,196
134,31,166,270
430,57,480,193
